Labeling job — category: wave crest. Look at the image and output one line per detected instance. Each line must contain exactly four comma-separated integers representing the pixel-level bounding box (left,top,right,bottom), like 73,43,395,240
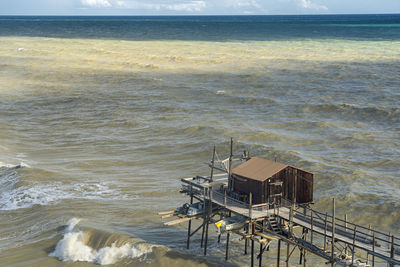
50,218,153,265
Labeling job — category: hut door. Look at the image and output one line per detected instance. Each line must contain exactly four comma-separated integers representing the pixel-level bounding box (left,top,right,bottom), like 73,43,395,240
268,180,283,208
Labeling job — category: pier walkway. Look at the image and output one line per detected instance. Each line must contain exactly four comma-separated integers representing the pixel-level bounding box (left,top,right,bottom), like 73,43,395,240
181,176,400,266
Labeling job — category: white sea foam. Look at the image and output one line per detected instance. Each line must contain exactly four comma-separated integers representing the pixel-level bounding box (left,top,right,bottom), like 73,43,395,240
0,162,29,168
0,181,133,211
0,164,133,211
50,218,152,265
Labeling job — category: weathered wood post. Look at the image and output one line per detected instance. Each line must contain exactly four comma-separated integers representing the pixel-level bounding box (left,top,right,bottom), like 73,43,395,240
390,235,395,267
324,212,328,251
289,206,293,238
245,224,248,255
300,227,305,264
367,224,371,265
227,137,233,191
310,209,314,246
204,188,212,255
259,220,265,267
344,214,348,256
372,231,375,267
286,242,290,267
277,239,281,267
352,226,357,266
251,223,255,267
249,192,253,219
210,145,216,182
303,229,308,267
225,231,230,261
331,198,335,267
200,187,206,248
186,192,193,249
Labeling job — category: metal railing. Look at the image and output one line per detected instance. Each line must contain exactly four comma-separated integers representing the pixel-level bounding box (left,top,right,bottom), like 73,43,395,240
278,197,400,265
181,181,399,265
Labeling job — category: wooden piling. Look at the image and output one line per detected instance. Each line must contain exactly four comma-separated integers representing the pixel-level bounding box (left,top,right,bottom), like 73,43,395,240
200,187,206,248
372,231,375,267
228,137,233,191
210,145,216,182
203,190,212,256
186,193,193,249
286,242,290,267
344,214,348,256
324,212,328,252
203,215,209,255
300,228,305,264
245,230,248,255
259,220,265,267
310,210,314,246
367,224,371,265
352,226,357,266
331,198,335,267
225,231,230,261
277,239,281,267
303,230,308,267
251,223,255,267
390,235,395,267
289,206,293,238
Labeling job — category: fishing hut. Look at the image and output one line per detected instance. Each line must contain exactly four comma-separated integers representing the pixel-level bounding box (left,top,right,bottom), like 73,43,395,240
159,139,400,266
230,157,313,205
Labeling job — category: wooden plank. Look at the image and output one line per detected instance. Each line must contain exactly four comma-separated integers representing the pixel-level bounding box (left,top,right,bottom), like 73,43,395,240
164,217,191,226
161,214,175,219
255,232,278,241
158,210,175,215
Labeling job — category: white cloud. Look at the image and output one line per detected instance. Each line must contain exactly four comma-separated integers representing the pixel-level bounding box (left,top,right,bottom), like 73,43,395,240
226,0,261,9
109,0,206,12
165,1,206,12
81,0,112,7
296,0,328,10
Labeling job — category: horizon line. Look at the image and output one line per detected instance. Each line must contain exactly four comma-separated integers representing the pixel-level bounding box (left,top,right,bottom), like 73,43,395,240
0,13,399,17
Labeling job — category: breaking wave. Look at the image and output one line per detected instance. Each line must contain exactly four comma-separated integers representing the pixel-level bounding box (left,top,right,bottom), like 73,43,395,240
0,164,134,211
50,218,154,265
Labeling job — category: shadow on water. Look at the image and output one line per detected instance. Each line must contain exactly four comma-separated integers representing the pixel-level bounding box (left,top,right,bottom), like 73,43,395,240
129,224,241,267
0,14,400,41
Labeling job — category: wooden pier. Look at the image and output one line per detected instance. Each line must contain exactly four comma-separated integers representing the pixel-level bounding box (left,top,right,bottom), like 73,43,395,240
160,141,399,266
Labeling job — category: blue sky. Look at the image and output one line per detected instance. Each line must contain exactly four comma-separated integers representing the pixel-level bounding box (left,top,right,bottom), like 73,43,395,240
0,0,399,15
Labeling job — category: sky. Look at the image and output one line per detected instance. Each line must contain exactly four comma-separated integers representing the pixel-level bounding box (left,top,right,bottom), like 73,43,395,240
0,0,399,16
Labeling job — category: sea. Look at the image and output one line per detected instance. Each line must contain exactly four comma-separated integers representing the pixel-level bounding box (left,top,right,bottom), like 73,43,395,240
0,14,399,266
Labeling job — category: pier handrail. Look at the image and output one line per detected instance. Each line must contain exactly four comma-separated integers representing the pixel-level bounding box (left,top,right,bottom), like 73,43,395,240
276,197,400,259
181,178,399,262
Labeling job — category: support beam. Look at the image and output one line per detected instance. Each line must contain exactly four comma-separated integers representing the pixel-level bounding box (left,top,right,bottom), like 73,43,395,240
225,232,230,261
204,215,209,255
277,239,281,267
324,212,328,252
286,242,290,267
331,198,335,267
390,235,395,267
186,194,193,249
251,223,255,267
352,226,357,266
210,145,216,182
372,231,375,267
303,230,308,267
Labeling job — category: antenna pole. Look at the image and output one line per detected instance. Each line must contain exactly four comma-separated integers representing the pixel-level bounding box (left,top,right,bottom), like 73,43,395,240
228,138,233,191
210,145,216,182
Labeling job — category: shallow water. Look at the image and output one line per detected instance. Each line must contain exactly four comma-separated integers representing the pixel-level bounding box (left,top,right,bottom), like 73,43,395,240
0,15,399,266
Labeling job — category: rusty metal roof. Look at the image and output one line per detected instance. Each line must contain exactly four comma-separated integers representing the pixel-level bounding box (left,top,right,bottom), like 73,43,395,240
232,157,288,182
